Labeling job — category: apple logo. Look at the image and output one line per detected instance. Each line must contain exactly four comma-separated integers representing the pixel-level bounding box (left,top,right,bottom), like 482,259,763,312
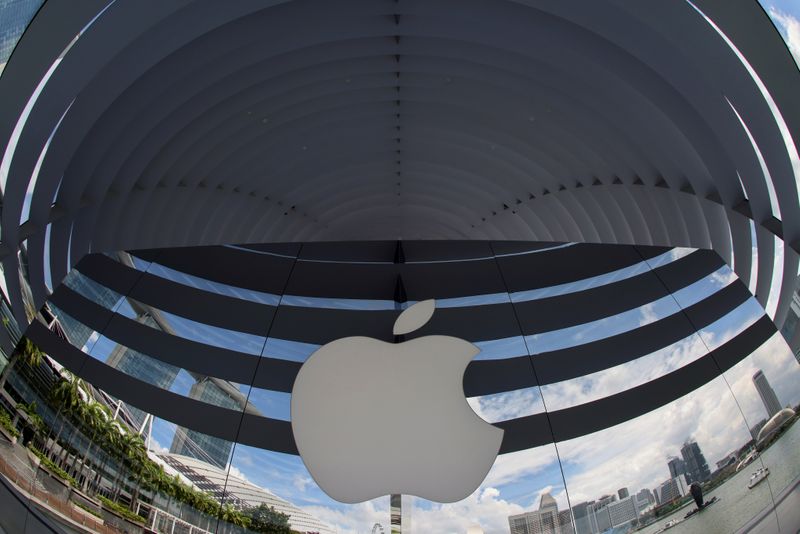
291,299,504,503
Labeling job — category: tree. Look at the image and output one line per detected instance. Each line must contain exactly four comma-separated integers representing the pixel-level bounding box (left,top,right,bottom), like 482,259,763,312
0,337,43,392
16,401,45,448
245,504,292,534
49,374,86,465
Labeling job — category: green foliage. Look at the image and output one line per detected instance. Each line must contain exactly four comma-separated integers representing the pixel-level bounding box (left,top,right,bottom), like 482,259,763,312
29,446,78,488
73,501,103,519
17,402,45,434
0,408,19,438
245,503,293,534
16,337,43,369
98,495,147,524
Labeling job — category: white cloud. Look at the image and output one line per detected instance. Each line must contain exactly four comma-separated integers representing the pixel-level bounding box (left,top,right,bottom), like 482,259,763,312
770,8,800,64
302,498,388,534
227,465,251,484
638,302,658,327
293,473,314,492
468,387,545,423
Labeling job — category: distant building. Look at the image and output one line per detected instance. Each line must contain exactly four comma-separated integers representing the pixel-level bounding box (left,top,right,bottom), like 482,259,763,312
715,453,737,470
656,475,689,505
161,454,334,534
756,408,796,444
617,487,629,499
571,502,597,534
667,456,686,480
636,488,654,505
753,369,783,418
607,495,641,528
592,501,612,533
55,269,122,351
169,377,256,468
750,418,768,440
508,492,571,534
680,441,711,483
0,0,43,67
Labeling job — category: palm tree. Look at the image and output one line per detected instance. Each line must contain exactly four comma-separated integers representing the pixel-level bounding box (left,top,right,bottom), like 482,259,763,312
49,374,85,465
112,431,146,502
76,402,111,491
90,418,123,494
0,337,43,392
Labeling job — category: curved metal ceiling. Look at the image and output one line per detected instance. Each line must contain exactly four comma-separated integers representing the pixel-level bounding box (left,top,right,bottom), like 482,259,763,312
1,0,799,336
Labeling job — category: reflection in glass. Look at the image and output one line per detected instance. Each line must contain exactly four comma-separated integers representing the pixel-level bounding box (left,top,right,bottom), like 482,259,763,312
411,444,567,534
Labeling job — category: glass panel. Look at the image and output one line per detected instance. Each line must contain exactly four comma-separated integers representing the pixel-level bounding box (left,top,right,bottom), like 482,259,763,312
556,374,777,534
721,332,800,531
410,444,568,534
144,260,280,306
124,296,267,356
221,443,343,534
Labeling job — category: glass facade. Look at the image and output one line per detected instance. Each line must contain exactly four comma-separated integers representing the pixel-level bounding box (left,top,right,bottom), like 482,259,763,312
0,241,797,534
0,0,42,73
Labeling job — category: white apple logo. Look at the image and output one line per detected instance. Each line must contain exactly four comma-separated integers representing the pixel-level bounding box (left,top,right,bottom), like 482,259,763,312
291,299,504,504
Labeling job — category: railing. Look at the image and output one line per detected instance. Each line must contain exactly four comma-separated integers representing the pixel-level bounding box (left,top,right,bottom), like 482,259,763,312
0,439,116,533
137,502,214,534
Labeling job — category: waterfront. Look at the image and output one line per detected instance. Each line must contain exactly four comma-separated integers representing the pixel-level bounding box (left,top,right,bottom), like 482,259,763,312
639,420,800,534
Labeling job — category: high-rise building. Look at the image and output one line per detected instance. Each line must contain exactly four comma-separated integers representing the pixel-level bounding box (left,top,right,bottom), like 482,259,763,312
753,369,783,418
656,475,688,505
617,487,629,499
0,0,43,68
680,441,711,484
571,502,597,534
607,495,640,528
667,456,686,480
635,488,654,506
592,502,612,533
168,377,247,468
55,269,121,351
105,312,181,431
508,492,571,534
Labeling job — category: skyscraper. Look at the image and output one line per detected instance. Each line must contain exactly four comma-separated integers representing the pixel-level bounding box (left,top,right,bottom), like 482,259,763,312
169,377,255,469
105,312,181,431
680,441,711,484
667,457,686,480
753,369,783,418
617,487,629,499
508,492,571,534
0,0,43,67
56,269,121,351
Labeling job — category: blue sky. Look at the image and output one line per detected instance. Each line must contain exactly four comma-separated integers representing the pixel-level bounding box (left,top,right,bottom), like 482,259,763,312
761,0,800,65
89,258,799,534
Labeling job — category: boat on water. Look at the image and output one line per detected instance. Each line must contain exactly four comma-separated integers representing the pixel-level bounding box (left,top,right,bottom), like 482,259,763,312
747,467,770,489
661,518,682,531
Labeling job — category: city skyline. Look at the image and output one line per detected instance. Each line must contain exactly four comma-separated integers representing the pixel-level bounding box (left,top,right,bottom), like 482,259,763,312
45,254,800,534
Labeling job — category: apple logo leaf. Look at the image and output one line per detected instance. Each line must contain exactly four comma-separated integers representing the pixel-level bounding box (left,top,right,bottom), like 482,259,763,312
393,299,435,336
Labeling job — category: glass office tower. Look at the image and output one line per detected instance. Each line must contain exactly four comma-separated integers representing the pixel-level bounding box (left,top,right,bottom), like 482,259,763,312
169,377,246,468
0,0,43,70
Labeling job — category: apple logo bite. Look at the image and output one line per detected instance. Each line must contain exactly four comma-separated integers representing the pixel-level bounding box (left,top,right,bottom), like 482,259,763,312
290,299,504,504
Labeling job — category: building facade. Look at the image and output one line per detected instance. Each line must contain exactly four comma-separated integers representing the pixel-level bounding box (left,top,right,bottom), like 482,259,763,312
753,369,783,418
0,0,42,68
680,440,711,484
508,493,572,534
168,377,244,468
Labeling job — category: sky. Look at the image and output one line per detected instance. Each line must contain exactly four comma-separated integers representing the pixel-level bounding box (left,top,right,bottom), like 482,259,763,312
77,255,800,534
761,0,800,66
